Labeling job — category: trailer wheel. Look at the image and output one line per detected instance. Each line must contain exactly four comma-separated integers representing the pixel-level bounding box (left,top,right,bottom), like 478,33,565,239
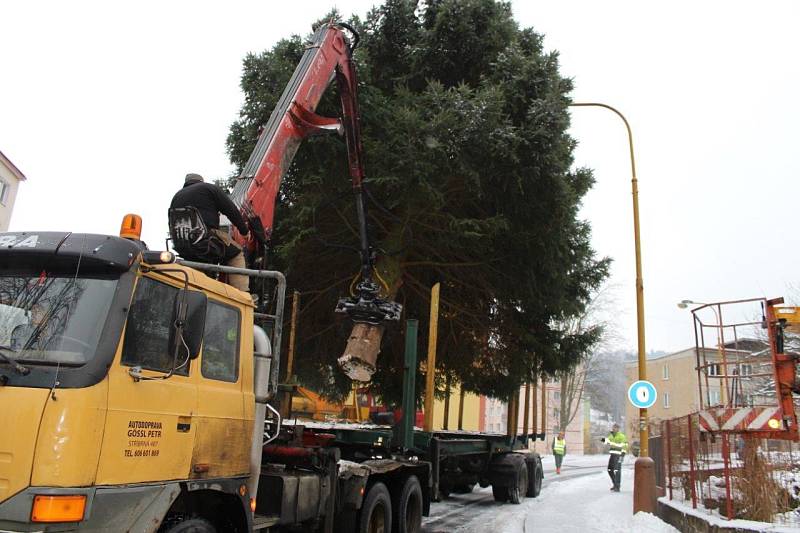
392,475,422,533
159,516,216,533
491,484,509,503
508,460,528,504
526,458,543,498
359,482,392,533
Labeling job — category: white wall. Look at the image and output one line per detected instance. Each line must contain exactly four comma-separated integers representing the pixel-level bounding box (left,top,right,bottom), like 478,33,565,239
0,163,22,232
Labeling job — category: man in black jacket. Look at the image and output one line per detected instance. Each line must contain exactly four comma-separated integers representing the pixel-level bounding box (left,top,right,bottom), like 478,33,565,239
170,173,250,293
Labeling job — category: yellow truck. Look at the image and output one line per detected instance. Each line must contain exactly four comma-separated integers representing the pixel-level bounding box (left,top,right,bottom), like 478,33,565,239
0,226,432,532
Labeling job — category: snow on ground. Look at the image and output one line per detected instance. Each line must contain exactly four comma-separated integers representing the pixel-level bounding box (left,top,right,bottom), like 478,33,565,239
458,455,678,533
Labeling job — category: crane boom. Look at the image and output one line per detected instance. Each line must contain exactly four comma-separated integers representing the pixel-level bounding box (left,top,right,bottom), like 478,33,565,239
230,22,364,249
230,22,400,381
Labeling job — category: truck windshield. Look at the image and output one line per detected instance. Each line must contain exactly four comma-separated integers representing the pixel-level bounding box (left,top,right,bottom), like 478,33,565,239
0,274,118,366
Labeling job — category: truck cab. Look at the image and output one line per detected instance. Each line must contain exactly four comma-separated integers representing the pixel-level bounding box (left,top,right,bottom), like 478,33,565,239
0,230,260,531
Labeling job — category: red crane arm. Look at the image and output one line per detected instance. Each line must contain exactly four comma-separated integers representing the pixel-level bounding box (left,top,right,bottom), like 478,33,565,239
230,22,364,250
230,22,401,383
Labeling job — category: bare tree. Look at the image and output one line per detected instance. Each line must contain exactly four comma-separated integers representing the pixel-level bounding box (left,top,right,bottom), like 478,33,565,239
557,283,622,431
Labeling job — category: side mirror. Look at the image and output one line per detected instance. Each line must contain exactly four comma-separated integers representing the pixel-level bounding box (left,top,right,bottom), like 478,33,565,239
170,289,207,360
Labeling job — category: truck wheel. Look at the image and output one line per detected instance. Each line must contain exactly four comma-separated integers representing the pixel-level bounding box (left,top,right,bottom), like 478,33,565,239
508,460,528,504
392,475,422,533
526,458,543,498
159,516,216,533
359,482,392,533
491,484,509,503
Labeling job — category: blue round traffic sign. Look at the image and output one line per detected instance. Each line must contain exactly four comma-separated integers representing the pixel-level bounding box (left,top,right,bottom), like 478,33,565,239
628,380,657,409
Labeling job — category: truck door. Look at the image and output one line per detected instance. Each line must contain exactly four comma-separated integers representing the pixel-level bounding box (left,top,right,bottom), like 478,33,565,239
190,298,251,479
96,275,198,485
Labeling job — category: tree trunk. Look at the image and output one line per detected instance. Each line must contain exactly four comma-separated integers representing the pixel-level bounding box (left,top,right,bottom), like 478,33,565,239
559,366,587,432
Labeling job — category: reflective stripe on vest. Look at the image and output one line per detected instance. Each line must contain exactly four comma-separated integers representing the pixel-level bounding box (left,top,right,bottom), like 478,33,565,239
553,438,566,454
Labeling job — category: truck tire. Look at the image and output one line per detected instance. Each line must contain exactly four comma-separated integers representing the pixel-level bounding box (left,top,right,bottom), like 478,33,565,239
359,482,392,533
526,457,543,498
392,475,422,533
159,516,216,533
491,484,509,503
508,460,528,504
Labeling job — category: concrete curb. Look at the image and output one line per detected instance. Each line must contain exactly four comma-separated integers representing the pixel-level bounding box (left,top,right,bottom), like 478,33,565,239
657,498,785,533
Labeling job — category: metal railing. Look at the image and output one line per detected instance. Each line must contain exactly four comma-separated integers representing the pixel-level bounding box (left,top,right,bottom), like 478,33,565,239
655,415,800,525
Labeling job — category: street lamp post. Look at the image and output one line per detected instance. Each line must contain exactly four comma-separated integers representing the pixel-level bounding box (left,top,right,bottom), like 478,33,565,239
570,102,655,515
570,103,648,455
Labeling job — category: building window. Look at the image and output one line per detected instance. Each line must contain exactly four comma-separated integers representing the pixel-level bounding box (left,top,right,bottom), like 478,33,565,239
708,363,721,376
663,392,670,408
554,391,561,401
709,390,721,405
739,363,752,376
662,364,669,380
0,180,9,205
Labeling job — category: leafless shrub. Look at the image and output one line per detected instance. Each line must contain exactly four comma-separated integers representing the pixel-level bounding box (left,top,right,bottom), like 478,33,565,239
734,441,790,522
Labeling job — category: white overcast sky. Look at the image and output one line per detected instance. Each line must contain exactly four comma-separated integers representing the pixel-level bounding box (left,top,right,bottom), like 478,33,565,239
1,1,798,354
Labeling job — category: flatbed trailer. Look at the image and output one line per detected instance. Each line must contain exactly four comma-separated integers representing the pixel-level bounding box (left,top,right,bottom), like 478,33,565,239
289,314,544,511
301,424,544,506
253,316,543,532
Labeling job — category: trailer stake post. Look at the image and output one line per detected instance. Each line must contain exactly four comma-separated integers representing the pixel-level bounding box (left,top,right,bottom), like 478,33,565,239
395,319,418,450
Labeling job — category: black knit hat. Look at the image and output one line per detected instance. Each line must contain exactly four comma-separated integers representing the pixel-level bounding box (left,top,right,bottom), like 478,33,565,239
185,173,204,184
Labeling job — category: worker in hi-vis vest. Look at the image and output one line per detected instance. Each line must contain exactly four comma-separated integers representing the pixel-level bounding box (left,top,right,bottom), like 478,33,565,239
552,431,566,474
601,423,628,491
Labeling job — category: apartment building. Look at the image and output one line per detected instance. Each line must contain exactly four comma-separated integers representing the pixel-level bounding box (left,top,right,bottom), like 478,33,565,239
623,343,766,437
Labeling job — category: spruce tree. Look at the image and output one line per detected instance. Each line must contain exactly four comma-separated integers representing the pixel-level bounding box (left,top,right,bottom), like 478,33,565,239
227,0,610,404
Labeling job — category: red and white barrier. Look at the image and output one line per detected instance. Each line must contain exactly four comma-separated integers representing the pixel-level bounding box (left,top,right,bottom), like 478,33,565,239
697,406,782,432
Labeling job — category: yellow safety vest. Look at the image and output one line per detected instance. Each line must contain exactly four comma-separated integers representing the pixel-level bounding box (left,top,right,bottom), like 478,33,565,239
606,432,628,455
553,438,566,455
